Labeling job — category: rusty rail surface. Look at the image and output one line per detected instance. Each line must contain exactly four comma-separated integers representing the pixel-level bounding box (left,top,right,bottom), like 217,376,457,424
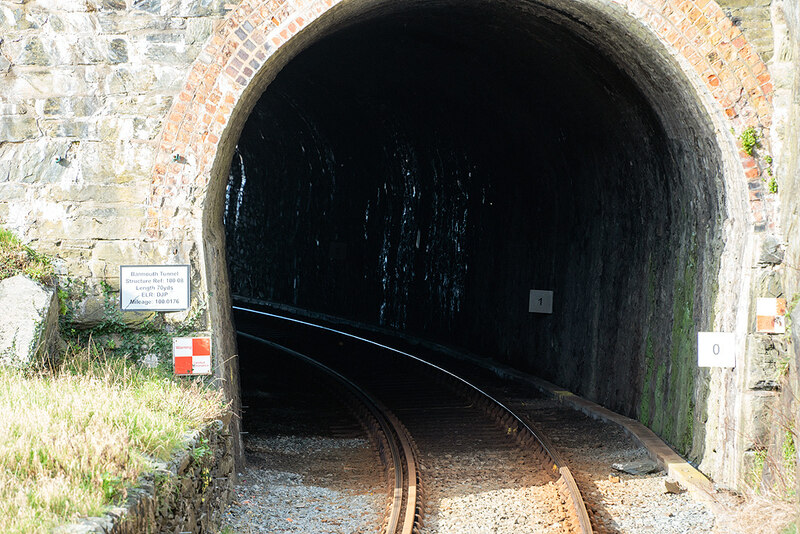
235,306,592,534
238,331,419,534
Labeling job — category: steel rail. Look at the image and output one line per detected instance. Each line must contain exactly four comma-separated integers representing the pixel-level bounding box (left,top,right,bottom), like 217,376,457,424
235,305,593,534
238,331,417,534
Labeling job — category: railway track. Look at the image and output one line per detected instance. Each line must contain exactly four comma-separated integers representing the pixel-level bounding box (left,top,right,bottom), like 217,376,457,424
233,305,593,534
239,331,419,534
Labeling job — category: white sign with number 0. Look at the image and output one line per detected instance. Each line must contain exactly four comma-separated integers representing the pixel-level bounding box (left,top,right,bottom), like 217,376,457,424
697,332,736,367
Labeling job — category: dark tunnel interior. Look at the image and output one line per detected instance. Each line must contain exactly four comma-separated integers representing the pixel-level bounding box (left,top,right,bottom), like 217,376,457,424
224,3,726,457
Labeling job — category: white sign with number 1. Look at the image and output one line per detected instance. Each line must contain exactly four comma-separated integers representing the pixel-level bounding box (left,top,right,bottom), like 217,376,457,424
697,332,735,367
529,290,553,314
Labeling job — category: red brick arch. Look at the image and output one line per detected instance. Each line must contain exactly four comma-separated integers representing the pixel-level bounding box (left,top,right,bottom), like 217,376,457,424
146,0,774,238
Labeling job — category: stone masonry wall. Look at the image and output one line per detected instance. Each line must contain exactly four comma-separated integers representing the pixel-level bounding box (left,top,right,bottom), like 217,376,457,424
0,0,231,322
53,418,234,534
772,0,800,517
717,0,773,60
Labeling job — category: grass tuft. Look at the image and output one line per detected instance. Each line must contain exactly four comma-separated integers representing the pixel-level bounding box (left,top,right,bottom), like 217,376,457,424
0,227,54,286
0,342,226,533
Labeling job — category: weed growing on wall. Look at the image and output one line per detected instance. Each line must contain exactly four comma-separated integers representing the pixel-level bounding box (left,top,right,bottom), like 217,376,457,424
0,227,54,285
783,428,796,494
740,126,760,156
737,128,779,193
59,278,207,371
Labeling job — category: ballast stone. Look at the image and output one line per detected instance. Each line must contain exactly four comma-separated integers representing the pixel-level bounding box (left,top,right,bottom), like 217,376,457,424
0,274,60,367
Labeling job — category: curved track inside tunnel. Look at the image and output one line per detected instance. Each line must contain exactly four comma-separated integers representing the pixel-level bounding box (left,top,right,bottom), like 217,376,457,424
222,0,737,473
234,305,594,533
215,0,760,489
238,330,419,534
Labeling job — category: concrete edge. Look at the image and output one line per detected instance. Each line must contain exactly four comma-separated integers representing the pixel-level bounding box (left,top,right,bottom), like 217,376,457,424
505,371,720,506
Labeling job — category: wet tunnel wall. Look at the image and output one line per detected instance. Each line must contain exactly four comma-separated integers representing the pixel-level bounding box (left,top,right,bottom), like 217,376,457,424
224,4,726,458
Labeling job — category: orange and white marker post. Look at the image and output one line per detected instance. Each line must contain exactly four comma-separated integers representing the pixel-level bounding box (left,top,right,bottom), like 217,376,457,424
173,337,212,375
756,298,787,334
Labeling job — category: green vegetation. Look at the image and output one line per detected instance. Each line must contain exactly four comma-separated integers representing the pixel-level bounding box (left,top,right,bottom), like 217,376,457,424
638,335,654,426
736,128,778,192
0,227,228,532
60,277,203,365
749,448,768,488
784,427,797,495
666,237,698,454
739,126,760,157
0,227,54,285
0,344,226,533
768,175,779,194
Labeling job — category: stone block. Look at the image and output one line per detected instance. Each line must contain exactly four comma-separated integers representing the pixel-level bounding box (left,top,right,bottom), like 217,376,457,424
38,96,102,118
0,7,40,30
104,66,159,93
70,36,109,65
0,101,31,115
0,275,60,367
0,116,40,142
746,334,789,391
0,139,77,184
14,36,55,66
79,141,155,184
97,12,171,33
91,240,148,269
109,38,128,64
179,0,229,17
755,270,783,299
102,0,126,9
0,183,29,200
1,67,92,98
741,391,779,450
150,66,186,91
132,0,161,15
758,235,785,265
144,43,194,66
72,292,108,327
44,13,100,34
95,116,161,142
186,18,213,47
51,184,149,204
41,119,98,140
717,0,771,9
104,93,173,117
73,206,149,240
55,0,102,12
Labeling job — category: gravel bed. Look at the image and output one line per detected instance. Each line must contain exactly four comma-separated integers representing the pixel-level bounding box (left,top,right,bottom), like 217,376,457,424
418,450,570,534
221,435,387,534
377,388,572,534
503,394,718,534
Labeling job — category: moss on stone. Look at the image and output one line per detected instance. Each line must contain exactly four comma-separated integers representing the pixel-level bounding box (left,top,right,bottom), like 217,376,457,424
658,234,699,454
639,334,655,426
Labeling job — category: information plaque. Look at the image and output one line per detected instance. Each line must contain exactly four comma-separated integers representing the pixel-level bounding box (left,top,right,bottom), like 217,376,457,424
120,265,190,311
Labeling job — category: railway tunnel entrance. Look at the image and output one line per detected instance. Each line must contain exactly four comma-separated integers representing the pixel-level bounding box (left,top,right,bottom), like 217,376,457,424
218,0,749,479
